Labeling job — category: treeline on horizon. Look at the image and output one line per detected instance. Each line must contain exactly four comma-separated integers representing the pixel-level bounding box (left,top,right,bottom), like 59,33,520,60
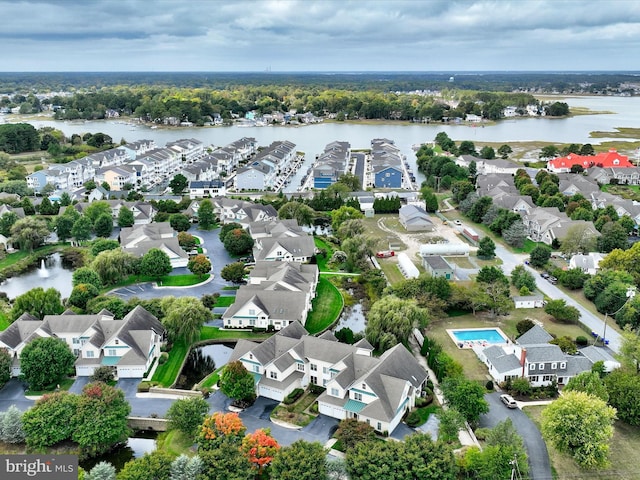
0,71,638,93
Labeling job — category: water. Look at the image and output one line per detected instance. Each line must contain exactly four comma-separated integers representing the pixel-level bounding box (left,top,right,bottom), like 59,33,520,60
1,253,74,299
175,343,233,389
334,302,366,333
450,328,508,344
23,95,640,193
79,432,157,472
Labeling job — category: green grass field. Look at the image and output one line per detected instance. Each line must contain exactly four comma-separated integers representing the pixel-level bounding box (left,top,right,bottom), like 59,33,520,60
151,339,188,387
305,277,344,334
314,237,335,272
25,377,75,396
199,327,271,342
106,273,209,292
0,313,9,332
214,296,236,307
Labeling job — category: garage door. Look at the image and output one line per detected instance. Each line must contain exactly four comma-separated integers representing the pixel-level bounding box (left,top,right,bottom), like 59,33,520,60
259,385,284,401
76,366,96,377
318,402,345,419
117,366,145,378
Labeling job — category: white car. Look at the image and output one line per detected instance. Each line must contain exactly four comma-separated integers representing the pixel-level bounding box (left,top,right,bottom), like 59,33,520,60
500,394,518,409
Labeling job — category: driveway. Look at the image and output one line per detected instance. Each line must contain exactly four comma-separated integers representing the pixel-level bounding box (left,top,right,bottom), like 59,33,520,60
0,379,34,412
480,392,551,480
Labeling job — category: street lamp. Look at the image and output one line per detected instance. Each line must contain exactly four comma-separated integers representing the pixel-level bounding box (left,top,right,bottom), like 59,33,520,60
599,286,636,346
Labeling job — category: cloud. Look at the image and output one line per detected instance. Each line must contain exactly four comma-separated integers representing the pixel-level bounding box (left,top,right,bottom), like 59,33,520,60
0,0,638,71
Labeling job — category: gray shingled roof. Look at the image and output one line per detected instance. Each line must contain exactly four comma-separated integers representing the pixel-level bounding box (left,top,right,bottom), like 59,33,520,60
517,324,554,345
483,345,522,374
524,345,565,363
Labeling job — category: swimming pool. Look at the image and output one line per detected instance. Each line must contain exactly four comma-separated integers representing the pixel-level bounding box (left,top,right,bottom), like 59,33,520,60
447,328,509,348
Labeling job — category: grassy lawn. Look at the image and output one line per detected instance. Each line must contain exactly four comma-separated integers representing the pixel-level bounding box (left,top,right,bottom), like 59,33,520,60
511,238,540,254
524,405,640,480
314,237,335,272
156,430,193,456
0,313,9,331
426,310,589,381
271,390,318,427
600,184,640,202
199,366,224,389
447,257,475,269
215,296,236,307
25,377,75,396
151,339,188,387
410,404,441,427
106,273,208,291
305,277,344,334
378,259,406,285
0,250,29,270
360,216,408,251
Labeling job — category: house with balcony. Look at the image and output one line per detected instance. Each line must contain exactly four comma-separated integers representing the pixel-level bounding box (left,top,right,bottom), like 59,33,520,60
235,161,274,191
0,306,164,378
95,165,137,191
229,321,427,434
166,138,205,163
119,222,188,267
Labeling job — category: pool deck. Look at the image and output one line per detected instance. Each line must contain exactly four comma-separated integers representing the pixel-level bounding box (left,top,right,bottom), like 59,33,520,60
446,327,510,349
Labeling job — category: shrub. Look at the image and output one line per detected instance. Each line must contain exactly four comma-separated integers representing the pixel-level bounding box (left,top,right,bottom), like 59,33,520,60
309,384,326,395
576,336,589,347
516,319,535,336
158,352,169,365
474,427,491,441
405,410,422,427
511,377,532,396
485,380,494,391
90,366,115,384
138,382,150,392
283,388,304,405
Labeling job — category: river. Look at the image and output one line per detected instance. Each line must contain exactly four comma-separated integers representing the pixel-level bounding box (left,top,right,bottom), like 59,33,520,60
22,95,640,193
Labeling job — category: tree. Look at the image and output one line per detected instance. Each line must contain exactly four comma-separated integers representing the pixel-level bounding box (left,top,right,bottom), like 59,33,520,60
335,418,376,452
93,213,113,238
21,197,35,215
476,266,511,318
510,265,536,292
161,296,212,345
550,335,578,354
169,174,188,195
477,236,495,259
177,231,196,251
117,206,135,227
529,244,552,268
20,337,75,390
60,191,71,206
0,348,11,390
140,248,172,280
278,201,315,226
219,361,256,405
71,216,93,244
220,262,247,284
69,283,100,310
497,144,512,159
458,140,477,156
541,391,616,469
90,238,120,257
617,325,640,374
22,391,79,449
10,287,64,321
84,201,111,224
9,216,50,251
86,462,116,480
502,220,527,248
565,371,609,401
169,213,191,232
436,408,465,443
166,397,210,440
544,299,580,323
539,145,559,159
198,412,246,451
597,221,629,253
118,450,175,480
270,440,327,480
55,215,75,243
219,222,243,242
90,366,115,384
0,404,25,444
197,199,216,230
421,187,439,213
91,248,136,286
73,267,103,289
479,146,495,159
0,211,18,237
38,196,59,215
441,377,489,426
199,446,253,480
452,180,475,204
559,268,589,290
604,369,640,425
170,454,203,480
241,428,280,473
72,382,131,458
330,205,363,232
187,254,211,278
365,296,429,351
223,228,254,255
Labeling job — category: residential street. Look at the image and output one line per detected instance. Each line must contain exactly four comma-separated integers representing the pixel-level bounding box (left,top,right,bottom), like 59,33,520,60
480,392,552,480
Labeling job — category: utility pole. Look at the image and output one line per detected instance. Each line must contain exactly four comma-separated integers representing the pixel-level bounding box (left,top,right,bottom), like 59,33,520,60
509,454,522,480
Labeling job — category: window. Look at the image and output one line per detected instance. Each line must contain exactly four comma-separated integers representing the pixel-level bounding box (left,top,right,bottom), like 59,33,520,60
354,392,363,401
310,364,317,372
73,338,79,344
297,363,305,372
529,376,539,382
377,422,382,431
108,349,117,356
362,383,366,389
86,351,94,358
323,367,328,374
249,354,253,360
115,340,119,345
538,363,544,370
311,376,318,385
331,388,339,396
551,362,557,369
249,319,256,326
249,309,255,315
253,365,259,373
270,371,277,380
543,375,553,382
323,379,327,386
560,362,566,369
530,364,535,371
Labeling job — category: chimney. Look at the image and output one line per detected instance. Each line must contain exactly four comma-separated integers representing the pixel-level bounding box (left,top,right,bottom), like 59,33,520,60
520,347,527,378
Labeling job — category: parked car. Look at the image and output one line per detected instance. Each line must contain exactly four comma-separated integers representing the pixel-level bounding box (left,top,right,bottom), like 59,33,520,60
500,394,518,409
375,250,395,258
540,272,550,279
548,276,558,284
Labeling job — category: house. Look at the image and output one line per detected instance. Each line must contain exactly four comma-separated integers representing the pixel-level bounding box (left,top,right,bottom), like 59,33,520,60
211,198,277,226
313,141,351,189
371,139,404,189
253,236,316,262
547,149,633,173
398,205,435,232
0,306,165,378
189,180,227,199
223,262,319,330
235,161,274,191
229,321,428,434
95,165,137,191
521,207,599,246
569,253,605,275
513,294,545,309
422,255,454,279
119,223,188,267
476,324,620,387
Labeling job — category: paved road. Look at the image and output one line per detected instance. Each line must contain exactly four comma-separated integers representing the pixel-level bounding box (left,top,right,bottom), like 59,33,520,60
480,392,552,480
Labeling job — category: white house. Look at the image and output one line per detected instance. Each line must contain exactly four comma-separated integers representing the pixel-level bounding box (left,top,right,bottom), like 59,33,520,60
569,253,605,275
513,294,545,309
230,322,427,434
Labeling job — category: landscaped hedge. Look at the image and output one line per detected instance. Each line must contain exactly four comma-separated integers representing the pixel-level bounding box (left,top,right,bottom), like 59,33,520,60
421,336,463,382
283,388,304,405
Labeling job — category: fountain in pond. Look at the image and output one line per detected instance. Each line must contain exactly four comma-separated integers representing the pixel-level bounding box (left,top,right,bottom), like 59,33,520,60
38,259,49,278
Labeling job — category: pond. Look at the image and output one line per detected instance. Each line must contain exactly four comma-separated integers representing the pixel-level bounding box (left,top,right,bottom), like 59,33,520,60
1,252,74,299
80,432,157,472
175,343,234,390
334,302,366,334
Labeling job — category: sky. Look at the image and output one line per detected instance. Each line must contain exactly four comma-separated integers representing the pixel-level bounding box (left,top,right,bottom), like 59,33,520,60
0,0,639,72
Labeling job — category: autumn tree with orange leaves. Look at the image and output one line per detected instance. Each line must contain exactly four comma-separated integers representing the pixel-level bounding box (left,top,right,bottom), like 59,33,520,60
198,412,246,450
241,428,280,472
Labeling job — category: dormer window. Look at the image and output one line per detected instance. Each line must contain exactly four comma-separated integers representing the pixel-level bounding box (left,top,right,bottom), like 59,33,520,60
362,383,366,389
551,362,557,369
539,363,544,370
530,364,535,371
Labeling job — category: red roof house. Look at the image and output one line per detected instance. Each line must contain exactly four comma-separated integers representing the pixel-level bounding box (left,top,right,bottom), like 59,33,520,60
547,149,632,173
